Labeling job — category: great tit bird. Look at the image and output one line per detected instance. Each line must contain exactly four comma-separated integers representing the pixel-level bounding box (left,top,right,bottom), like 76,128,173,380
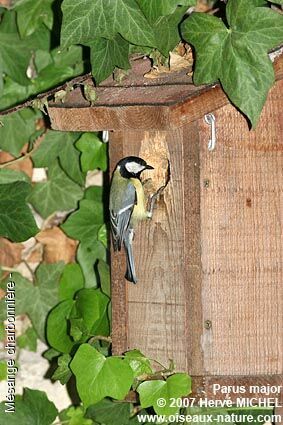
109,156,154,284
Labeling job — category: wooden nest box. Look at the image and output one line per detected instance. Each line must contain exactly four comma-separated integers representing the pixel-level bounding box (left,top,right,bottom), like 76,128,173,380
48,55,283,401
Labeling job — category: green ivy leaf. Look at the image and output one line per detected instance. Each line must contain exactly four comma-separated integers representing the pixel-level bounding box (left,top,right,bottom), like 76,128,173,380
0,360,6,381
0,62,3,94
15,0,53,38
32,46,84,96
124,350,153,378
0,12,30,86
59,138,85,185
181,2,283,126
0,300,6,321
23,22,51,51
34,49,53,74
32,130,84,185
33,46,84,93
0,77,33,111
17,327,38,352
98,224,108,248
89,34,130,84
98,259,110,297
59,406,93,425
61,199,104,245
15,263,64,341
0,181,38,242
70,344,134,407
137,373,192,415
182,13,228,85
0,169,30,184
230,408,274,425
86,398,131,425
130,410,150,424
226,0,283,51
0,388,58,425
83,185,103,202
43,348,61,361
0,322,4,341
46,299,75,353
187,407,233,425
61,0,155,48
138,0,196,24
0,109,39,156
51,353,72,384
0,45,83,112
153,7,188,56
52,44,83,68
70,317,89,342
77,241,106,289
59,263,84,301
32,130,74,165
75,288,110,335
76,133,108,172
28,161,83,218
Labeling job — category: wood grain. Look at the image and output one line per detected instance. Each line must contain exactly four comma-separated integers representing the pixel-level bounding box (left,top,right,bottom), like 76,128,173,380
48,55,283,132
198,79,283,376
275,407,283,424
110,79,282,380
109,132,128,355
190,375,283,402
183,122,204,376
110,129,189,370
50,105,170,132
49,51,283,386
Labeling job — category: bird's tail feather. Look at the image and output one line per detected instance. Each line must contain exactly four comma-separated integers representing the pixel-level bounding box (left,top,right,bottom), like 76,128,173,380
124,229,137,284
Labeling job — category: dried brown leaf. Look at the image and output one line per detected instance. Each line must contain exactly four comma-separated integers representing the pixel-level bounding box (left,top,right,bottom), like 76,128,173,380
0,237,23,267
0,288,5,299
144,65,170,79
0,144,33,178
195,0,214,13
24,243,43,264
175,42,187,57
169,52,193,72
36,227,78,263
0,0,14,8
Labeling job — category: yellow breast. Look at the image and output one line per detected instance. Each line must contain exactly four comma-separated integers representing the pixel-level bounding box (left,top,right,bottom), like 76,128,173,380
130,178,148,225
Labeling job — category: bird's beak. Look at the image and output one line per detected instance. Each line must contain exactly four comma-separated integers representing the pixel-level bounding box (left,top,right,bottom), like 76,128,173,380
145,164,154,170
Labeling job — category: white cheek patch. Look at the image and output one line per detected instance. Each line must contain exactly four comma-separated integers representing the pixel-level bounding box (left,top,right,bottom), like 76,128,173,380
125,162,145,174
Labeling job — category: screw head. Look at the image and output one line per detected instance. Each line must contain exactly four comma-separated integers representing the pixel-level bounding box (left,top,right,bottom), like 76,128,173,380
204,320,212,329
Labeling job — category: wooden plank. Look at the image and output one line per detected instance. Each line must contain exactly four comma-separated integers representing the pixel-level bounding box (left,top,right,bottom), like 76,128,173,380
170,53,283,128
275,407,283,424
49,105,170,132
110,80,282,374
169,85,227,129
183,122,204,376
198,79,283,376
110,129,189,370
109,132,128,356
190,375,283,402
48,54,283,131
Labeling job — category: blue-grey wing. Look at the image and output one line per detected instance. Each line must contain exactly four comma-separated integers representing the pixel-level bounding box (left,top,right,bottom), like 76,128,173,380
110,182,136,251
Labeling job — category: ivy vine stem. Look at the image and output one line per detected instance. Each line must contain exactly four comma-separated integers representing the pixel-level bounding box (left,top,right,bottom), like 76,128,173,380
0,132,45,169
88,335,112,345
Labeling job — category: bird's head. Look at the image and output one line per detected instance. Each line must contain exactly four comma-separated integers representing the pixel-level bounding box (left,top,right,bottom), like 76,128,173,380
116,156,154,179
